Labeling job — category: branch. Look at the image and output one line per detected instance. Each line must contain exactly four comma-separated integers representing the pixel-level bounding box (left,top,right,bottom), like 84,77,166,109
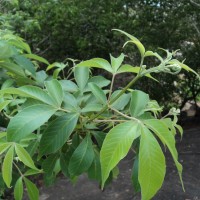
190,0,200,8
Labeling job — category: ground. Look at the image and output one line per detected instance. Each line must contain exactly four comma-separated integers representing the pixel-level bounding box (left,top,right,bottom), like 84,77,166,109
38,125,200,200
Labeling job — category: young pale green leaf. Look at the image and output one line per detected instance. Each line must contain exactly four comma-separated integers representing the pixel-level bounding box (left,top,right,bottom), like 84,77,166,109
68,134,95,176
110,53,124,73
117,64,158,81
45,79,63,107
24,169,42,176
139,126,166,200
42,154,59,175
76,58,113,73
7,104,57,142
88,82,107,105
14,177,23,200
2,145,14,188
144,51,164,62
24,177,39,200
130,90,149,117
144,119,184,190
169,59,199,77
131,155,140,193
0,100,11,112
13,55,36,76
113,29,145,57
15,144,38,170
25,54,49,65
39,113,79,155
100,121,141,188
74,67,89,91
0,143,11,155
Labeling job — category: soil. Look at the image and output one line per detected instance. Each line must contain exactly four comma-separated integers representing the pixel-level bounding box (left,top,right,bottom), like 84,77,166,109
39,124,200,200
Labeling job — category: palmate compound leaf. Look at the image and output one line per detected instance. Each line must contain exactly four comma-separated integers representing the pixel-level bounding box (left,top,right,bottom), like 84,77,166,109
144,119,184,190
139,126,166,200
7,104,57,142
68,134,95,177
39,113,79,155
100,121,141,188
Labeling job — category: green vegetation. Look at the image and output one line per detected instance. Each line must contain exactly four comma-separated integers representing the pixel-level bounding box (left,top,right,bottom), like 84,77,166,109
0,28,198,200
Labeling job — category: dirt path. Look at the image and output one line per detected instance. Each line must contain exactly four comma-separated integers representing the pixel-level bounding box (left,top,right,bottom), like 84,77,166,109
39,126,200,200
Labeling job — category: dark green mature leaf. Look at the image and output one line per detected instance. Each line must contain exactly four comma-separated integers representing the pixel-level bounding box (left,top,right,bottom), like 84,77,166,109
15,144,38,170
39,113,79,155
130,90,149,117
2,145,14,188
42,154,59,175
7,104,57,142
74,67,89,91
68,134,95,176
144,119,184,190
88,82,107,105
14,177,23,200
131,155,140,193
60,152,71,177
24,177,39,200
100,121,141,188
91,131,106,147
139,126,166,200
45,79,63,107
88,150,101,182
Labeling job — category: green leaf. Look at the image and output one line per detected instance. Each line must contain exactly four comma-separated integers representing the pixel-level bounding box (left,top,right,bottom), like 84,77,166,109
130,90,149,117
24,169,42,176
88,151,101,182
42,154,59,175
59,80,78,93
25,54,49,65
0,62,25,77
144,119,184,190
13,55,36,76
60,153,71,177
15,144,38,170
110,53,124,73
68,134,95,176
110,91,131,110
14,177,23,200
0,143,11,155
131,155,140,193
45,79,63,107
100,121,141,188
0,100,11,112
113,29,145,57
7,104,57,142
81,103,103,113
39,113,79,155
76,58,113,73
139,126,166,200
91,131,106,147
0,41,17,59
117,64,158,81
2,145,14,188
88,76,111,88
24,177,39,200
88,82,107,105
74,67,89,91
